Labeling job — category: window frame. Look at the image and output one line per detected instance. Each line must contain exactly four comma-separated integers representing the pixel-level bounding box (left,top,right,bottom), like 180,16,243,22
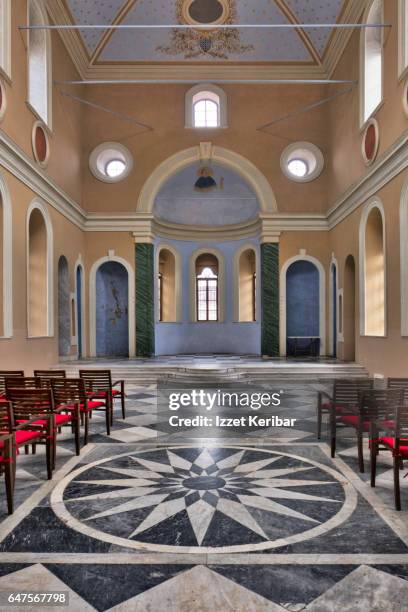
0,0,11,79
399,0,408,77
27,0,52,129
360,0,384,128
196,267,219,322
185,83,228,129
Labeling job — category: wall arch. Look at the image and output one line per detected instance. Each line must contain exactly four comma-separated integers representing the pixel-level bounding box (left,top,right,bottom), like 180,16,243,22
329,255,339,357
0,171,12,337
156,244,182,322
400,176,408,336
280,254,326,356
189,247,225,322
137,146,277,215
89,255,135,357
343,254,356,361
233,244,258,322
57,255,70,357
74,257,86,358
26,199,53,337
359,198,386,336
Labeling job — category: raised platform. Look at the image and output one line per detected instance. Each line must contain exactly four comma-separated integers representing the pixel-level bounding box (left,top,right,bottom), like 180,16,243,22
58,355,368,384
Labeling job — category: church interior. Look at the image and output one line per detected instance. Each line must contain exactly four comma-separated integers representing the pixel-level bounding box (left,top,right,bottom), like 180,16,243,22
0,0,408,610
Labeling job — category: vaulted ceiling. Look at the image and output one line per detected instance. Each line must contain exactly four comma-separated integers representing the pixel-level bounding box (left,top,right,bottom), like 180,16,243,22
46,0,366,81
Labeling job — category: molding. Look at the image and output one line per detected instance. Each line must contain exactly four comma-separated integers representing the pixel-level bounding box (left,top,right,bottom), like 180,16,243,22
89,254,135,358
400,176,408,335
137,145,278,214
325,0,365,77
279,252,326,357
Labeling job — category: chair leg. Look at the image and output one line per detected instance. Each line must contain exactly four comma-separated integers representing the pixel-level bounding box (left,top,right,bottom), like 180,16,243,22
84,411,89,445
105,403,111,436
74,418,80,456
394,455,402,511
317,405,322,440
24,445,29,455
357,433,364,473
32,444,36,455
370,438,377,487
46,440,53,480
330,411,336,458
5,463,14,514
121,391,126,420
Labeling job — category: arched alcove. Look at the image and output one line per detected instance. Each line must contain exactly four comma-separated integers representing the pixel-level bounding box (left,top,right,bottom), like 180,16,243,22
343,255,356,361
0,173,12,338
58,256,70,357
238,249,256,322
157,247,181,322
280,255,326,357
96,261,129,357
75,263,84,358
360,201,386,336
330,261,338,357
27,202,53,337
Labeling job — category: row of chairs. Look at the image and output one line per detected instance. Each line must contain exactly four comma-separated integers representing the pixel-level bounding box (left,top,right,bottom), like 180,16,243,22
0,369,126,514
317,377,408,510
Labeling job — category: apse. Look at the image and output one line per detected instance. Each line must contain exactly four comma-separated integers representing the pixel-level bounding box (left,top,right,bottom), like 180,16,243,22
96,261,129,357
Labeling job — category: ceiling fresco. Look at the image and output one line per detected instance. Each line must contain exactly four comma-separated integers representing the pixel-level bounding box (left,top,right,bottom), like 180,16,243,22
63,0,349,64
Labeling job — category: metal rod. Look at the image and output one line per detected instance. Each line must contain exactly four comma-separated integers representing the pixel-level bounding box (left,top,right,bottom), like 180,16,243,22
55,79,358,85
257,86,355,131
20,23,391,30
58,89,153,130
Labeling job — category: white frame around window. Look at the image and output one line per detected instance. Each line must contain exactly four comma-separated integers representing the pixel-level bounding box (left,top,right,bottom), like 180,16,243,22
0,0,11,78
399,0,408,77
185,84,228,128
360,0,384,126
27,0,52,128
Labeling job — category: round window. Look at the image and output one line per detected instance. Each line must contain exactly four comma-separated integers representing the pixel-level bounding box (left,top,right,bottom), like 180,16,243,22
31,121,50,168
281,142,324,183
89,143,133,183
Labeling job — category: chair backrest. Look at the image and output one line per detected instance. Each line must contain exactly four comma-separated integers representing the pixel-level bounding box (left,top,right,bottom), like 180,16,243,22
79,370,112,392
388,378,408,406
0,401,13,433
34,370,66,389
7,388,54,420
333,378,374,404
51,378,86,405
0,371,24,394
359,388,404,422
394,404,408,440
5,377,41,395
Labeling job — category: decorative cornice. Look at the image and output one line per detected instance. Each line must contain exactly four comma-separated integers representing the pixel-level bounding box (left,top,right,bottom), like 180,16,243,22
0,129,85,228
0,126,407,238
327,130,408,229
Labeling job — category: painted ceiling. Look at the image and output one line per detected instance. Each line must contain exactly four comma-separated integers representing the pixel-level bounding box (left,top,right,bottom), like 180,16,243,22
63,0,349,65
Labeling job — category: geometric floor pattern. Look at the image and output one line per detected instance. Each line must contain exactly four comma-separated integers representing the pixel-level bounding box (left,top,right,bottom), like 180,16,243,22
1,376,408,611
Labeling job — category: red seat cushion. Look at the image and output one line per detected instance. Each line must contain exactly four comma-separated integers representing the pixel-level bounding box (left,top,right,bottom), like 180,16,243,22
30,414,73,427
88,389,121,398
15,430,42,445
59,400,105,412
379,437,408,457
379,419,395,429
338,415,370,431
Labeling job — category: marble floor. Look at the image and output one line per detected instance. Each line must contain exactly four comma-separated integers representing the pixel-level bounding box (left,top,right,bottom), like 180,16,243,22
0,375,408,611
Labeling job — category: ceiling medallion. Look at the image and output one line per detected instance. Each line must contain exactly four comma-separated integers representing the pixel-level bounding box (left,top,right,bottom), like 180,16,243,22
156,0,254,60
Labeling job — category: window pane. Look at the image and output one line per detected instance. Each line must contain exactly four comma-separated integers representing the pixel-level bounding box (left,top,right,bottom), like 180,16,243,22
194,99,219,128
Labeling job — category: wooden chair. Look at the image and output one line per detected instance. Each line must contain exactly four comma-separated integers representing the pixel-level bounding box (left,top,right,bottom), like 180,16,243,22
0,431,14,514
34,370,66,389
79,370,125,433
387,378,408,406
371,402,408,510
0,371,24,399
331,387,402,473
51,378,107,445
5,377,41,393
317,378,373,439
5,392,55,480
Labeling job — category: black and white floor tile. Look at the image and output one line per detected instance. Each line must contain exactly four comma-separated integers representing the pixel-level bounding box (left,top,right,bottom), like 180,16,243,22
0,373,408,611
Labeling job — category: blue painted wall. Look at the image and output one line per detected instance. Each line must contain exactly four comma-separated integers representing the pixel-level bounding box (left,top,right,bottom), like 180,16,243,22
154,164,259,226
96,262,129,357
286,261,319,337
154,238,261,355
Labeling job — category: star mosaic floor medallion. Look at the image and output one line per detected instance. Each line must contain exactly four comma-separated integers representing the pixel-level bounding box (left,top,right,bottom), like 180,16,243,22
51,446,357,553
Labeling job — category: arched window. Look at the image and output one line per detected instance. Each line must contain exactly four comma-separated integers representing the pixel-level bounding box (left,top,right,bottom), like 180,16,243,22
238,249,256,322
157,248,178,322
27,203,53,337
360,202,386,336
399,0,408,75
196,254,218,321
362,0,383,123
185,84,227,128
28,0,51,126
0,0,11,77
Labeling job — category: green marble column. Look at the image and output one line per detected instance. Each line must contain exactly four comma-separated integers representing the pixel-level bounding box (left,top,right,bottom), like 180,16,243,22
261,243,279,356
135,243,155,357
